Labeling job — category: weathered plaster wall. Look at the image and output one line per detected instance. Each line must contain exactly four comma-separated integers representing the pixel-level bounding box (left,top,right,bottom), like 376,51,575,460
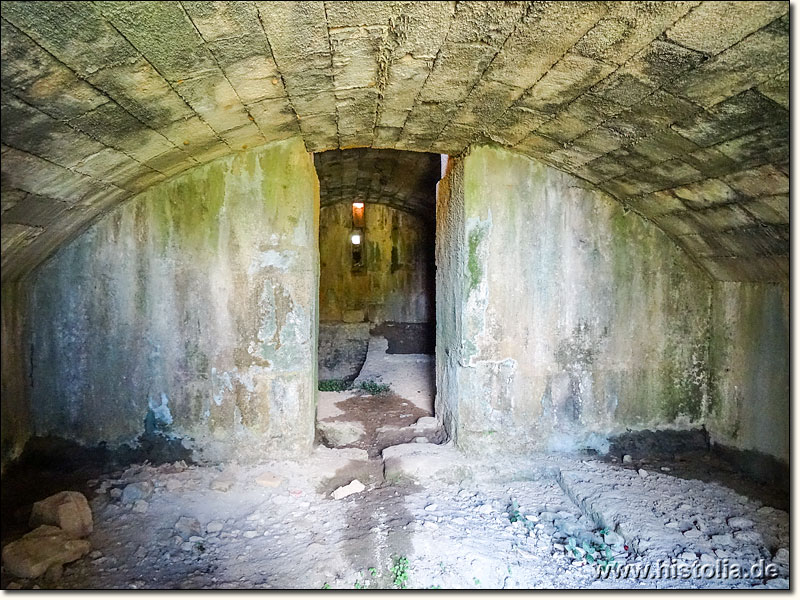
319,202,434,325
1,281,31,472
27,138,319,462
437,145,714,455
708,282,789,464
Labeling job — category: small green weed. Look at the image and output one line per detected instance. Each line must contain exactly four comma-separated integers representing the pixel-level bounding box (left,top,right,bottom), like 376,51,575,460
358,380,391,395
566,536,616,568
321,583,331,589
507,499,537,532
318,379,351,392
391,556,410,589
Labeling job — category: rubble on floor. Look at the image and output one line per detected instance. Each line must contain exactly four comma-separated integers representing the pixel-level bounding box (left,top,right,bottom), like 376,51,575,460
0,449,789,590
3,491,94,580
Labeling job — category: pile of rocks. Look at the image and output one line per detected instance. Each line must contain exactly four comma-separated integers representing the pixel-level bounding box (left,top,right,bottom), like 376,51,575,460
531,507,629,567
2,491,94,582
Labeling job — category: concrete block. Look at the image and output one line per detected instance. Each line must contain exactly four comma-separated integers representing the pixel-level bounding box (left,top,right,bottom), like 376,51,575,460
488,107,550,146
683,147,739,178
723,165,789,198
451,79,523,129
69,102,175,163
701,256,788,282
1,92,106,169
590,70,657,107
2,196,71,228
182,1,264,41
0,147,97,203
329,25,385,91
175,75,255,134
1,20,110,120
643,159,704,187
573,126,627,155
218,123,266,151
715,125,788,168
1,223,44,258
671,178,739,209
517,52,615,114
670,16,788,108
651,212,702,236
534,108,598,144
144,148,197,178
420,45,496,104
690,204,755,232
87,57,195,129
1,526,91,579
378,57,431,125
757,70,789,109
673,90,788,148
573,2,694,65
629,190,687,216
741,195,789,225
382,443,471,483
486,2,606,89
514,134,563,157
96,1,217,81
621,39,706,87
29,491,93,539
1,0,138,77
247,98,300,140
205,40,284,103
160,117,223,154
676,233,721,257
666,1,788,55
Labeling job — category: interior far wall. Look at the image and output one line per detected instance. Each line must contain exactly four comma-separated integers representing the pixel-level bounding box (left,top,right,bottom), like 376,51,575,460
23,139,320,463
319,202,434,325
437,145,717,455
318,201,434,381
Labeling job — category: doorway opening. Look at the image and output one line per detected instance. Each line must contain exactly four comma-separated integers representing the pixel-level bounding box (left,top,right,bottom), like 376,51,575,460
314,149,442,458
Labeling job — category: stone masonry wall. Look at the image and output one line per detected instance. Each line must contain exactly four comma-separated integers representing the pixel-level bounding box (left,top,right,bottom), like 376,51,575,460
26,139,319,462
437,145,715,455
708,281,789,464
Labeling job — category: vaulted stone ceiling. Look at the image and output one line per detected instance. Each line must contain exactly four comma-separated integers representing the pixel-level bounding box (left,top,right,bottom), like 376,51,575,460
0,1,789,282
315,149,440,219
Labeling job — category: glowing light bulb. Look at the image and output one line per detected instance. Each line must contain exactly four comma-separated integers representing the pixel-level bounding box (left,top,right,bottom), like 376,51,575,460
352,202,364,209
351,233,361,245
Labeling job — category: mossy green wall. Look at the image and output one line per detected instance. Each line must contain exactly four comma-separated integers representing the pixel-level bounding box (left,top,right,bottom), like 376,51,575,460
28,138,319,462
708,282,789,463
438,145,715,454
319,202,433,324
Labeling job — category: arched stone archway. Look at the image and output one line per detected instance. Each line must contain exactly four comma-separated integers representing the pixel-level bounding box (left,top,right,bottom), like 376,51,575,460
0,1,788,282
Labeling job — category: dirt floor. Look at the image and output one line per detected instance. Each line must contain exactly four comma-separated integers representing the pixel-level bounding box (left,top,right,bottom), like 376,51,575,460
0,340,790,590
